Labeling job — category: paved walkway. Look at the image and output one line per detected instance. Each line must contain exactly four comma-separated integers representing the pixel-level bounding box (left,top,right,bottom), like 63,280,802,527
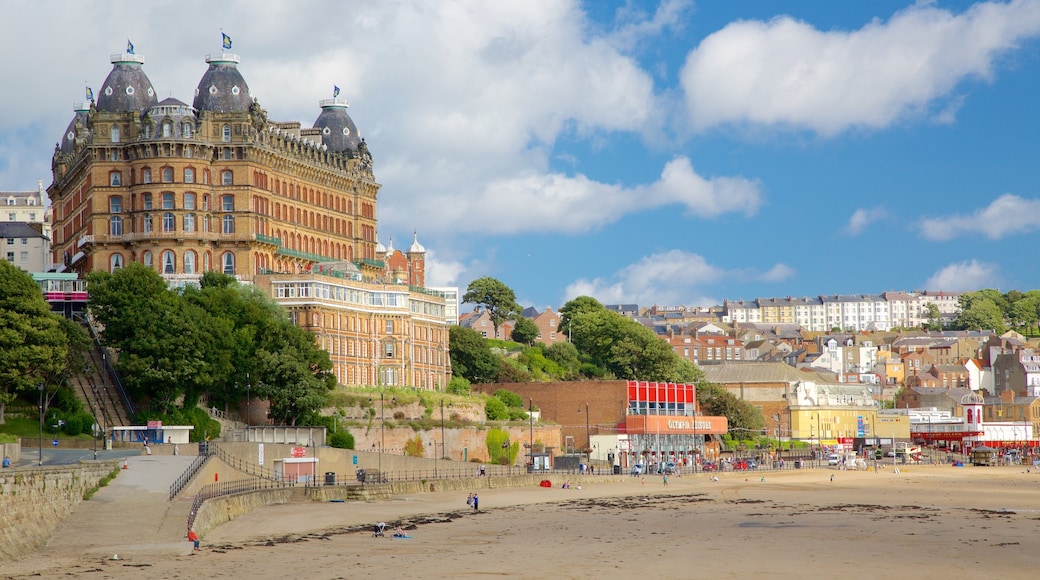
41,455,198,558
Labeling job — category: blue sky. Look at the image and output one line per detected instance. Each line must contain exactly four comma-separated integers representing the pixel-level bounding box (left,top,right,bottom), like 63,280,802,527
2,1,1039,310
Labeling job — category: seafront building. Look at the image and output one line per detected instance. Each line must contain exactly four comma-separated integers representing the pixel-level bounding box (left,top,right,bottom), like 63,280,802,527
45,45,451,389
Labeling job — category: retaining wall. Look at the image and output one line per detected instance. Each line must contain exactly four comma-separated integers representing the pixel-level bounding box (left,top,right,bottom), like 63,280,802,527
0,461,120,561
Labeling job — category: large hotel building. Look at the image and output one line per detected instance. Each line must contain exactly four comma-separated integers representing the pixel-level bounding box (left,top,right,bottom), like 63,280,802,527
47,47,453,390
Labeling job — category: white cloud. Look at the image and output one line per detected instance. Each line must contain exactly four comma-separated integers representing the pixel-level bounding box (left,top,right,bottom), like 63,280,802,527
562,249,788,306
919,194,1040,240
679,0,1040,135
923,260,1000,292
402,156,761,235
844,206,888,236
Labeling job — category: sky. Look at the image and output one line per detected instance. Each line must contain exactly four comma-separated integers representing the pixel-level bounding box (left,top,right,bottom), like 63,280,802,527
2,0,1039,311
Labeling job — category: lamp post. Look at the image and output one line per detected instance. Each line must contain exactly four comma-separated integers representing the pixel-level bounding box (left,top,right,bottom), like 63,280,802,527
429,440,439,478
246,372,252,427
775,413,782,467
692,406,698,474
524,397,535,471
578,402,590,463
38,382,44,466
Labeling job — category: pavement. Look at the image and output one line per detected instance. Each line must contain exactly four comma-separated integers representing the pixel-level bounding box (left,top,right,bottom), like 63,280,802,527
40,455,199,559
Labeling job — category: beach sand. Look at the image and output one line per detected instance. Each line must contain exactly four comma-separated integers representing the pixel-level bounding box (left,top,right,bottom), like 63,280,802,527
5,465,1040,579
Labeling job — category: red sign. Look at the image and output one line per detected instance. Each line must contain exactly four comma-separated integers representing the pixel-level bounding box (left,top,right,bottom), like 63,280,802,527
291,447,307,458
147,420,162,428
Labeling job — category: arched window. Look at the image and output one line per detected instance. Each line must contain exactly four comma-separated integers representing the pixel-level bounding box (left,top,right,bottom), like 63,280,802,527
162,167,174,183
182,122,192,138
222,252,235,275
109,172,121,186
162,212,175,232
203,252,211,272
142,213,153,233
109,253,123,271
110,125,120,143
222,124,231,142
109,216,122,236
142,250,153,268
183,213,195,232
221,170,233,185
162,250,175,274
184,250,197,274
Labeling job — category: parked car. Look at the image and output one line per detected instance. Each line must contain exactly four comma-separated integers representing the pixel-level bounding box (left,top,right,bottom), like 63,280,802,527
700,461,718,472
733,459,756,471
630,463,645,476
661,462,679,475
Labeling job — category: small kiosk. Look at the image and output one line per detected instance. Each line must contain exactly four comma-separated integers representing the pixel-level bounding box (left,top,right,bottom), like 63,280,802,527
274,446,319,483
971,445,997,466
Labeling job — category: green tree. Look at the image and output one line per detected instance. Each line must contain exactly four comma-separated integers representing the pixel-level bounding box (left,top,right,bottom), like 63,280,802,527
0,261,69,423
462,277,520,338
543,342,582,377
696,382,764,434
485,427,518,465
485,396,508,420
923,303,942,331
449,325,500,384
954,296,1006,332
510,316,540,345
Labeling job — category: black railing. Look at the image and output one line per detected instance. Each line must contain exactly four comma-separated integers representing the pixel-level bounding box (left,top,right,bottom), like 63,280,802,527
169,446,214,501
210,443,282,482
85,314,135,417
187,477,291,530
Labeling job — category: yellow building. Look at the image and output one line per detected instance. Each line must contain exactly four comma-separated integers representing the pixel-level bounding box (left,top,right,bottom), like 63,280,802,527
47,47,451,389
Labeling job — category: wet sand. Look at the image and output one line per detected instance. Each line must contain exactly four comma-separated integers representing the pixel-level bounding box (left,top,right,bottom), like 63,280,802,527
6,465,1040,579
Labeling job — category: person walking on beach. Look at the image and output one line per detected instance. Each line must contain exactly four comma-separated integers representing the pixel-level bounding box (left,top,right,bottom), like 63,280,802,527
187,528,200,551
472,493,479,511
467,493,473,507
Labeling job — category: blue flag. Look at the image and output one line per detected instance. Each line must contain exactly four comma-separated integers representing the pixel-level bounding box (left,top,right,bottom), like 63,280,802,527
86,86,94,101
222,32,232,50
333,85,340,98
127,39,134,54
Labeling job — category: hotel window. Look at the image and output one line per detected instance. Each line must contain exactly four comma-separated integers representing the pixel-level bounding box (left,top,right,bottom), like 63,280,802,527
142,169,152,184
162,122,172,138
183,213,195,233
222,215,234,234
221,195,234,211
184,168,194,183
221,170,233,185
184,250,196,274
202,170,210,185
162,167,173,183
222,124,231,142
184,193,196,210
108,217,122,235
182,123,192,138
142,213,153,233
162,250,175,274
109,172,121,186
142,250,152,268
383,340,395,358
142,193,153,210
203,252,211,272
385,320,393,334
109,253,123,271
221,252,235,275
110,125,120,143
109,197,122,213
162,212,175,232
162,193,174,209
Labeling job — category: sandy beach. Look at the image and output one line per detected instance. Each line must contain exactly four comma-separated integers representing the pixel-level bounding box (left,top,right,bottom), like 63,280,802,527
5,464,1040,579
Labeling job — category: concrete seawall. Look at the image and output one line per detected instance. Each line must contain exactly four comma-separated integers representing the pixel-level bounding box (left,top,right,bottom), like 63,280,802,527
0,461,120,561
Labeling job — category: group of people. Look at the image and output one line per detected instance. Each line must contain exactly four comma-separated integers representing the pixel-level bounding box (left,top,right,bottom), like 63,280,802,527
466,492,479,510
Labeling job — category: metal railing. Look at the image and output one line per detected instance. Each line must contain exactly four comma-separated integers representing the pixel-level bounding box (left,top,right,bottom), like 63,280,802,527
210,443,282,482
169,446,214,501
187,477,291,530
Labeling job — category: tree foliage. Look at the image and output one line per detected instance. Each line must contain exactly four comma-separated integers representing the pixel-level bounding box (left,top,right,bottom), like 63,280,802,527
462,277,520,338
696,382,764,434
0,261,71,423
509,316,539,345
449,325,500,384
88,264,333,422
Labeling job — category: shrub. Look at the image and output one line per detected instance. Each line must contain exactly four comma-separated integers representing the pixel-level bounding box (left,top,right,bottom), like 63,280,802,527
328,430,354,449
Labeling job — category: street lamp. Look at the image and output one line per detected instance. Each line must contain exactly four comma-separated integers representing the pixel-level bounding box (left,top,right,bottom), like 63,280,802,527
38,381,44,466
578,403,590,463
524,397,535,472
428,440,439,477
246,372,252,427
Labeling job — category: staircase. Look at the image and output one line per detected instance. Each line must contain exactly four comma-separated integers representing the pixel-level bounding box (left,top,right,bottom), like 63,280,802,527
69,318,133,431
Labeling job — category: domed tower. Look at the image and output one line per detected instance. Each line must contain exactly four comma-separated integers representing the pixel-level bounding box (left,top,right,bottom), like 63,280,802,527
96,52,158,114
193,53,252,114
58,101,91,156
312,94,362,154
961,392,984,431
407,231,426,288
